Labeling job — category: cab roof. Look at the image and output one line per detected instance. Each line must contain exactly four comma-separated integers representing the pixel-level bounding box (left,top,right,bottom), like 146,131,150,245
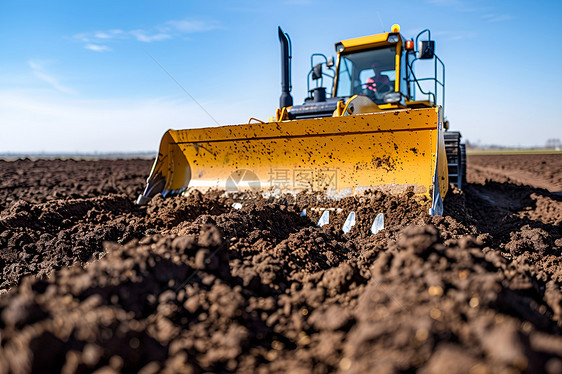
336,32,403,53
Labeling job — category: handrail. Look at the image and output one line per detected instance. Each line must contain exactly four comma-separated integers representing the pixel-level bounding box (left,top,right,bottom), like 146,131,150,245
435,54,445,113
415,29,431,50
406,57,436,104
403,28,446,113
406,51,445,113
306,53,336,98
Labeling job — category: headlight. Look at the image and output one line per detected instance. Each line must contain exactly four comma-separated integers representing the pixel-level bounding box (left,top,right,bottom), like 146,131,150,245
384,92,401,103
387,34,399,43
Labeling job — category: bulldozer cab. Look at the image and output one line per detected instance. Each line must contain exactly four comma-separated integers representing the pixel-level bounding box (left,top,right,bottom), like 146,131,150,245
277,25,445,120
296,25,445,115
334,45,402,105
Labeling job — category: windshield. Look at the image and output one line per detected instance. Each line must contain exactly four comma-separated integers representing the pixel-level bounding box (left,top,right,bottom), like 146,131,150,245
335,46,397,103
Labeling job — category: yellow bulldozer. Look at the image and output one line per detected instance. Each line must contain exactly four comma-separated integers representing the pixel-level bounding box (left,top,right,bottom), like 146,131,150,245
137,24,465,216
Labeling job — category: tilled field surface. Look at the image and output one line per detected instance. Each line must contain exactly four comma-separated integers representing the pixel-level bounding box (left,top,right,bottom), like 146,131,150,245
0,154,561,373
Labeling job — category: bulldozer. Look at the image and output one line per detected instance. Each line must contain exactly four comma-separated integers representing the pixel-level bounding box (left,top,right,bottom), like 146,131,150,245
137,24,465,216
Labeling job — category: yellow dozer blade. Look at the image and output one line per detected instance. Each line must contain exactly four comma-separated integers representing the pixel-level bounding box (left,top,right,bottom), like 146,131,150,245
137,107,448,215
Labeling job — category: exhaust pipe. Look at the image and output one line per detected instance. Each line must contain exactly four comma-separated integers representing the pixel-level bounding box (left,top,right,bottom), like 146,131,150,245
278,26,293,108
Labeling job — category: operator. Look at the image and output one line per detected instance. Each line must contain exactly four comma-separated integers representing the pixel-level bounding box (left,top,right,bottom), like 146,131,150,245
365,62,391,93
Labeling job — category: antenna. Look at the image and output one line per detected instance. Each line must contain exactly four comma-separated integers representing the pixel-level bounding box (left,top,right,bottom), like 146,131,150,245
146,51,220,126
377,12,385,32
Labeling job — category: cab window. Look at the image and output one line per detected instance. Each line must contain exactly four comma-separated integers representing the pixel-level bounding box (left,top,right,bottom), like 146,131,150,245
335,46,397,102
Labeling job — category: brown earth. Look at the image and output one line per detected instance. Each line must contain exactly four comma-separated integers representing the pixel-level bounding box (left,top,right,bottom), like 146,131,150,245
468,153,562,194
0,154,561,373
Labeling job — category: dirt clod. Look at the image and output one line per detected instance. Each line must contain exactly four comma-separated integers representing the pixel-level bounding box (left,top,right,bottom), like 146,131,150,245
0,154,561,373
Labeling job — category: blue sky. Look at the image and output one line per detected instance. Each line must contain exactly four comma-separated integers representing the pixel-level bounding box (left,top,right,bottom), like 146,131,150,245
1,0,561,152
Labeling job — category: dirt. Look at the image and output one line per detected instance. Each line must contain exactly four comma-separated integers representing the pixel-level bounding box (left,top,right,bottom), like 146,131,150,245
0,154,561,373
0,159,153,211
468,153,562,194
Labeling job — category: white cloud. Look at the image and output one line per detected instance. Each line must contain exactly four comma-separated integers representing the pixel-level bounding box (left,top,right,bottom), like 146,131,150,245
481,14,513,22
94,29,124,39
84,44,111,52
165,19,218,33
433,30,478,41
73,33,90,42
73,19,218,51
428,0,514,20
28,61,76,94
130,30,171,43
425,0,483,12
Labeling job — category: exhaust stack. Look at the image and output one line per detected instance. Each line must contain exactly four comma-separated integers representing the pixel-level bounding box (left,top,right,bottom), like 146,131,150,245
278,26,293,108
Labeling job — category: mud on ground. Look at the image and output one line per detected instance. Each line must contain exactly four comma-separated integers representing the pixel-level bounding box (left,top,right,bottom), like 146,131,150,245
0,154,561,373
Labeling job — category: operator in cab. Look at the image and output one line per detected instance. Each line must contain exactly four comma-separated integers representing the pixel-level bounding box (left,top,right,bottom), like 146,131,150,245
365,61,391,94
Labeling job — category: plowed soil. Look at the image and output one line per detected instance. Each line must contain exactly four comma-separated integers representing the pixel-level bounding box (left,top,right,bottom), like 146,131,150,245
0,154,561,374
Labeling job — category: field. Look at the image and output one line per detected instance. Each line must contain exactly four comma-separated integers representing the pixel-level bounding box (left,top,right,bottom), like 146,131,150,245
0,154,561,373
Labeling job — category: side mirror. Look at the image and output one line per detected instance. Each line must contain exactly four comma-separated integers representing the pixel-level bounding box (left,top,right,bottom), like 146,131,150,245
312,63,323,80
418,40,435,59
327,56,335,68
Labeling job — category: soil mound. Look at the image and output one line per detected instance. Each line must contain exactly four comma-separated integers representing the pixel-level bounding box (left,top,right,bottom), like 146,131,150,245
0,156,561,373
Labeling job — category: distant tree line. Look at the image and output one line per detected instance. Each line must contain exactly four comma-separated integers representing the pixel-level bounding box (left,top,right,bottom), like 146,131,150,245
545,138,561,149
464,138,561,150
